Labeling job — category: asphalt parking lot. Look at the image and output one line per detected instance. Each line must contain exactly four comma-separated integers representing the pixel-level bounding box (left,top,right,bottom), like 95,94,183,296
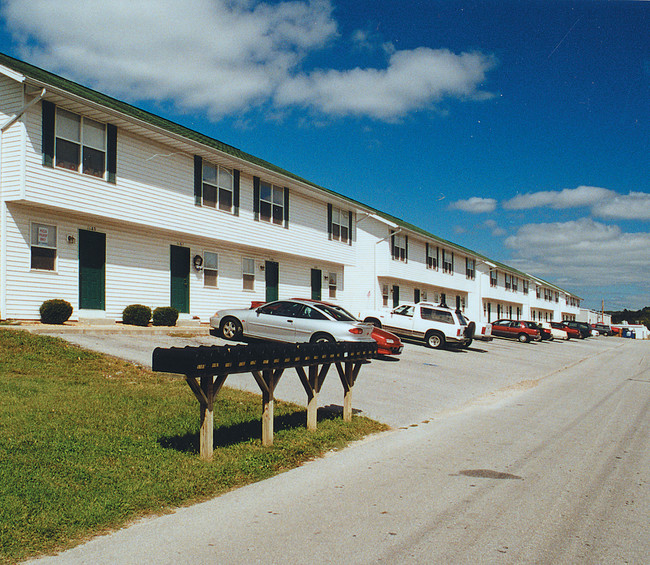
41,329,625,428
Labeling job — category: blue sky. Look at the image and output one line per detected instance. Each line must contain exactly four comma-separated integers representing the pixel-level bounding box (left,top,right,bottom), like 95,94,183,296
0,0,648,310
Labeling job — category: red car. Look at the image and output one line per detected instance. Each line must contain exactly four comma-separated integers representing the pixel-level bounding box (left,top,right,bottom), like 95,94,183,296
491,319,541,343
291,299,403,356
551,321,580,339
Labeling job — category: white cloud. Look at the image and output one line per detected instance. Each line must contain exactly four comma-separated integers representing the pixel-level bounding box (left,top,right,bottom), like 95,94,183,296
276,48,497,119
503,186,650,221
449,196,497,213
503,185,615,210
2,0,497,121
592,191,650,220
505,218,650,286
482,219,506,236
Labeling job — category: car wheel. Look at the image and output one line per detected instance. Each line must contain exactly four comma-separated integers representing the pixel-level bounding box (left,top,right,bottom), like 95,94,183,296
310,333,335,343
425,331,445,349
462,338,473,349
517,333,530,343
220,317,243,340
364,318,382,328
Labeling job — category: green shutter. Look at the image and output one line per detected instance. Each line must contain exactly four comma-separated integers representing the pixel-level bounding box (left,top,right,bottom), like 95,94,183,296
327,203,333,240
253,177,260,221
348,211,353,246
106,124,117,184
194,155,202,205
233,169,240,216
42,100,55,168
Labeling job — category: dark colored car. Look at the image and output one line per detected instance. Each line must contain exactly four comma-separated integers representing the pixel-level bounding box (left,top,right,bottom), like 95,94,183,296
551,321,580,339
592,323,614,336
565,321,591,339
525,321,553,341
491,319,541,343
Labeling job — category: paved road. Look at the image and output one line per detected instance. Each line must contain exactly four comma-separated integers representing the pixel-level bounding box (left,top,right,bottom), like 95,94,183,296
27,334,649,563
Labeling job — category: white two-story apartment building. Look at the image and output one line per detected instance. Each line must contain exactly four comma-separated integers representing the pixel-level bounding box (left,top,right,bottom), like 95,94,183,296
0,53,581,325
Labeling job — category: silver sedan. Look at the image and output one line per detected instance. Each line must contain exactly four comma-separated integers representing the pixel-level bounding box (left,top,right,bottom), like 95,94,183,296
210,299,375,344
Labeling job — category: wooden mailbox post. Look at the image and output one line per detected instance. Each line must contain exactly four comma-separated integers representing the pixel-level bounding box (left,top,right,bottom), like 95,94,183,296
152,341,377,459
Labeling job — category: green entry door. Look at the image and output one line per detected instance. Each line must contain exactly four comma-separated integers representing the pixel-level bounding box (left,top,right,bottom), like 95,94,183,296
170,245,190,313
265,261,279,302
311,269,322,300
79,229,106,310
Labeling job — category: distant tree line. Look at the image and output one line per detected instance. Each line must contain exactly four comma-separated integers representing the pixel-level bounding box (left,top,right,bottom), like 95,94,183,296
606,306,650,330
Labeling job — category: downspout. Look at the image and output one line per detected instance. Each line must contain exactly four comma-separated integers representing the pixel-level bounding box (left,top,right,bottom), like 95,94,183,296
0,88,46,319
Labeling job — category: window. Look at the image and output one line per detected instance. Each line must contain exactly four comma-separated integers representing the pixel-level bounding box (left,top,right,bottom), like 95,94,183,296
490,269,498,287
420,307,454,324
505,273,511,290
391,233,407,262
426,244,438,270
523,280,529,294
512,277,518,292
442,249,453,274
202,163,233,212
203,251,218,287
260,181,285,225
466,258,475,280
329,206,351,244
382,284,389,307
421,290,428,302
536,286,541,299
555,292,559,303
394,305,414,317
55,108,106,178
243,258,255,290
328,272,337,298
30,223,57,270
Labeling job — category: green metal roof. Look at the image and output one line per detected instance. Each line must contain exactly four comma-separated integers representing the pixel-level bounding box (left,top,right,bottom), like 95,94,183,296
0,51,580,299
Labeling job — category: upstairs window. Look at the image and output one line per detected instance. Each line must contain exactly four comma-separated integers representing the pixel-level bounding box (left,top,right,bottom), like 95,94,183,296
328,205,351,244
203,251,219,287
465,258,475,280
505,273,512,290
30,223,57,271
202,163,233,212
254,178,288,227
426,243,438,270
391,233,407,262
261,182,284,225
490,269,498,287
442,249,454,274
523,280,529,294
512,277,518,292
56,108,106,178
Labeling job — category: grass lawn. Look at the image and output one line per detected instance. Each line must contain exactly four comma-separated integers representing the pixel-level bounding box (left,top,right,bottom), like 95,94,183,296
0,330,387,564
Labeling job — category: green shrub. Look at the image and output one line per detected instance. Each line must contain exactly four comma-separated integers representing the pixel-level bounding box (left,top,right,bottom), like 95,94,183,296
122,304,151,327
39,299,73,325
152,307,179,327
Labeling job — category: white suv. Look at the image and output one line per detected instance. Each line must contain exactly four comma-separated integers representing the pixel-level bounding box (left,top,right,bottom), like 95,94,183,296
359,302,475,349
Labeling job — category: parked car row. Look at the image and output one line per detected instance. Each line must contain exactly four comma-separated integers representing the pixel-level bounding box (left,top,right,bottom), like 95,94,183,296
209,298,616,356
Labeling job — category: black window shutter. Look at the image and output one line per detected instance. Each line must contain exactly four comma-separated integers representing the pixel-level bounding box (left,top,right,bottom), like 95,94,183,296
253,176,260,221
193,155,202,205
391,232,395,259
106,124,117,184
426,242,430,266
283,187,290,228
405,235,409,262
348,211,353,246
233,169,240,216
42,100,55,168
327,203,333,240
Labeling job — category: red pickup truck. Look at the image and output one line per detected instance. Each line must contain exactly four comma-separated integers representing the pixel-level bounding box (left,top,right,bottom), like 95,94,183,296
491,319,541,343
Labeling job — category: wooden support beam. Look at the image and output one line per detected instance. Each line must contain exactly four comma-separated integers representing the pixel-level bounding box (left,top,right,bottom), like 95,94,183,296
335,361,362,422
253,369,285,446
185,374,229,461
